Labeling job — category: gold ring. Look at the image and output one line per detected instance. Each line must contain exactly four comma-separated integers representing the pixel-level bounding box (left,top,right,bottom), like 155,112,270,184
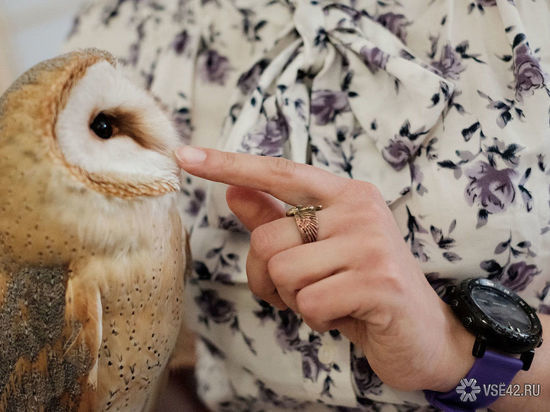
286,205,323,243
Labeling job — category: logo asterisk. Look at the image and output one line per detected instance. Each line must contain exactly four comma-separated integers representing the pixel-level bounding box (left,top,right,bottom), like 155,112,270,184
456,378,481,402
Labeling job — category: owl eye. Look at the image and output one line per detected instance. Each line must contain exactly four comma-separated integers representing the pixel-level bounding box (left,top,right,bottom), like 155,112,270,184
90,113,113,139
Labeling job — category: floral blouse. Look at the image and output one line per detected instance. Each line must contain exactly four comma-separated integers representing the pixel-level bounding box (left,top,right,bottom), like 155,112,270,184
65,0,550,410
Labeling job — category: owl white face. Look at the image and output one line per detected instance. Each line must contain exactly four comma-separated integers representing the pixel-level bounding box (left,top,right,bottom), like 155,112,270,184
55,60,182,195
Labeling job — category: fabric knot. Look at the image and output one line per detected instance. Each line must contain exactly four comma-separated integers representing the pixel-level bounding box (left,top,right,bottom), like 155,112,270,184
218,0,455,206
293,1,331,73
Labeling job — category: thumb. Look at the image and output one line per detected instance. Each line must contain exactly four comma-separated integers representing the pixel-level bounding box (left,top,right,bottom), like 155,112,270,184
226,186,286,231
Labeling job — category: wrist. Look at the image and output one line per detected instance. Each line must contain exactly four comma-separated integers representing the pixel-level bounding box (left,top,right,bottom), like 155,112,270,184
424,301,476,392
423,278,544,410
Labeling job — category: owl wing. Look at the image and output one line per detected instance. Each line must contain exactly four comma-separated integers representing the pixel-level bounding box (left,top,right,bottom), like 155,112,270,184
167,230,196,370
0,264,102,411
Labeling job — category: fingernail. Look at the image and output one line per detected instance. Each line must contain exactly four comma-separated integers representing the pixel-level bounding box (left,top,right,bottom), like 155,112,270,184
176,146,207,164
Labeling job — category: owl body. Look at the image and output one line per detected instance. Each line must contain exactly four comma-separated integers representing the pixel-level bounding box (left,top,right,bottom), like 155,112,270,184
0,50,188,411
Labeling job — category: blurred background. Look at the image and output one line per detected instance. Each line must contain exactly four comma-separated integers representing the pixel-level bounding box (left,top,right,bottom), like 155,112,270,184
0,0,86,93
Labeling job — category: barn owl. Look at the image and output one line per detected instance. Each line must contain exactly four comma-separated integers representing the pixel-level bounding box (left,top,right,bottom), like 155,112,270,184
0,49,190,411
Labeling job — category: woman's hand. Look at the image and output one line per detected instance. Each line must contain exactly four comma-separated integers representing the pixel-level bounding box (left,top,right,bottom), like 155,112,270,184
176,146,475,392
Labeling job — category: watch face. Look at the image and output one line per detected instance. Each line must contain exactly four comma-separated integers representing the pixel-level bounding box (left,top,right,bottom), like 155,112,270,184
471,286,532,332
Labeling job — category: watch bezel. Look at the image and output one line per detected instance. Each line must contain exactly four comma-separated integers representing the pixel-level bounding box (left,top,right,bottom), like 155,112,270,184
447,278,543,354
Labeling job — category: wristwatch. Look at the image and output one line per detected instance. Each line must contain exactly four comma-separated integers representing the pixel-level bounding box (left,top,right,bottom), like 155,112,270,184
424,278,543,411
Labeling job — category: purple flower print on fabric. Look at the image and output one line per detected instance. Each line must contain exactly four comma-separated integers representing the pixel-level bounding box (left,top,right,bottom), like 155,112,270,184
465,161,517,214
502,261,540,292
382,138,418,171
195,289,235,324
311,90,351,125
351,347,383,396
512,35,549,101
199,49,231,85
359,46,390,74
241,111,290,156
376,12,409,44
431,44,465,80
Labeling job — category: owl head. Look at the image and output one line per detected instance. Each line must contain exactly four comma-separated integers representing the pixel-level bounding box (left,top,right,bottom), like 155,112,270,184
0,49,184,267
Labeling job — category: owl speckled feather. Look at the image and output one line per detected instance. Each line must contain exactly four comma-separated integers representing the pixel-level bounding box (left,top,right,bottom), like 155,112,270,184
0,49,189,411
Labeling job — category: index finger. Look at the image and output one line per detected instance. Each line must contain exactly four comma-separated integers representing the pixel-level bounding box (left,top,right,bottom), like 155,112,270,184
175,146,345,206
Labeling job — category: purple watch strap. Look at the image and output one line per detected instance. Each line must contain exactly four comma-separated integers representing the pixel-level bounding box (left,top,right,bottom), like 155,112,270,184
424,350,523,411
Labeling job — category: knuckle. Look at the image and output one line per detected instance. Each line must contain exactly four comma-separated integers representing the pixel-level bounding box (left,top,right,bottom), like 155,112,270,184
368,244,390,265
296,288,320,322
268,157,296,179
369,198,392,220
382,270,406,294
335,178,357,200
267,255,287,286
246,273,272,299
247,281,265,298
372,260,406,295
349,241,387,271
347,180,384,207
250,225,275,259
245,256,271,296
360,180,383,199
247,278,263,297
220,150,236,170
